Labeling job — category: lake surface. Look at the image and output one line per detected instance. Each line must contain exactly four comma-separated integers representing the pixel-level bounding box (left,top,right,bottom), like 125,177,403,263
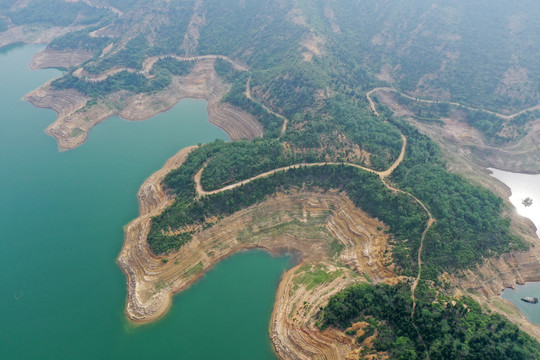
489,168,540,324
489,168,540,237
501,283,540,324
0,44,289,359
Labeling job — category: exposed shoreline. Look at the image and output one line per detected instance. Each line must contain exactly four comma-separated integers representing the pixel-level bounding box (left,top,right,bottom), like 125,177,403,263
118,75,540,358
24,56,262,150
117,140,404,359
12,37,540,353
117,146,398,322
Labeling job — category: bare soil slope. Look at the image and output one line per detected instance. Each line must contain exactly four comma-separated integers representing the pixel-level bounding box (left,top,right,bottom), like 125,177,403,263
118,144,400,359
25,58,262,149
30,48,94,70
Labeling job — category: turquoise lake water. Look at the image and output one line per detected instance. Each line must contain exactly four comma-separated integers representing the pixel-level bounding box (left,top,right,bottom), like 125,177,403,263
0,44,289,359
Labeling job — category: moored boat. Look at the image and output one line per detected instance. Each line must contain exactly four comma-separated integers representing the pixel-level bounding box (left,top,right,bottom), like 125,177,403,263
521,296,539,304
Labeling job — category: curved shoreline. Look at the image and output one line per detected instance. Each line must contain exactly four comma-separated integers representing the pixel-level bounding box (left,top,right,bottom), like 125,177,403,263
24,54,260,150
118,85,540,358
118,153,401,359
117,150,397,323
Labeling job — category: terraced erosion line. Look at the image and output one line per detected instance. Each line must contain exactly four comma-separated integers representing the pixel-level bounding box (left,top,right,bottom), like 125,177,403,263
367,87,540,120
27,53,262,150
118,77,436,359
245,77,288,138
195,92,435,317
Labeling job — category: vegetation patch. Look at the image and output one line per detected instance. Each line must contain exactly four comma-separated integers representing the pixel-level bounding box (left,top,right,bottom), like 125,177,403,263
320,282,540,359
184,262,203,277
7,0,113,27
293,264,343,291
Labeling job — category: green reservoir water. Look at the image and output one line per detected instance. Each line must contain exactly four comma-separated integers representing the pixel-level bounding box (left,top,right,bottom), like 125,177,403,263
501,283,540,325
0,45,289,359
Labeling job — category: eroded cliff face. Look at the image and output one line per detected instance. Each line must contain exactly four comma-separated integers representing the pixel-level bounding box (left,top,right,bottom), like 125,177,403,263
271,262,398,360
117,143,401,358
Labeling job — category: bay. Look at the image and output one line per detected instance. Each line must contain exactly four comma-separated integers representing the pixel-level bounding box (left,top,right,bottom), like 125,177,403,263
501,283,540,325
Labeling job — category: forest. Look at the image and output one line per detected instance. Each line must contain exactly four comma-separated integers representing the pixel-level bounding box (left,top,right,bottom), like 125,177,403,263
48,29,112,54
150,163,428,264
150,127,523,278
2,0,539,355
385,113,525,277
320,282,540,359
51,57,193,98
6,0,113,27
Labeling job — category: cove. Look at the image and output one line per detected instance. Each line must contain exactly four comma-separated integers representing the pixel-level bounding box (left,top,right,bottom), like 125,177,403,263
489,168,540,324
0,44,289,359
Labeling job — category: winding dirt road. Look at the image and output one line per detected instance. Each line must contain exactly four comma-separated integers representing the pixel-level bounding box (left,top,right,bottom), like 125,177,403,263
194,135,407,197
76,54,249,82
245,77,288,138
367,87,540,120
193,92,435,316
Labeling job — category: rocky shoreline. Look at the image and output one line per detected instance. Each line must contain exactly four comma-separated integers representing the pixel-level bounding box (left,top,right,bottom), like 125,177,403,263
24,57,262,150
117,140,403,358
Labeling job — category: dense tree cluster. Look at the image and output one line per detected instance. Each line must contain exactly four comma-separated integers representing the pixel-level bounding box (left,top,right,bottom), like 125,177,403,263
386,114,525,277
199,139,290,191
48,30,112,54
152,57,194,76
6,0,113,27
321,283,540,359
51,71,166,98
84,35,150,74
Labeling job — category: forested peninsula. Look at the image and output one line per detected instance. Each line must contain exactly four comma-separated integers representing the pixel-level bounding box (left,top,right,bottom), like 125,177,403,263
4,0,540,358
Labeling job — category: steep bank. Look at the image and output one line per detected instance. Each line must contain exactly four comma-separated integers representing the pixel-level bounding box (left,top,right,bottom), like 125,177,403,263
25,58,262,149
118,145,399,358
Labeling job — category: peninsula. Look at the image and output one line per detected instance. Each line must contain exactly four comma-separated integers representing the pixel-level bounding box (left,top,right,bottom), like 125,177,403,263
4,0,540,358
